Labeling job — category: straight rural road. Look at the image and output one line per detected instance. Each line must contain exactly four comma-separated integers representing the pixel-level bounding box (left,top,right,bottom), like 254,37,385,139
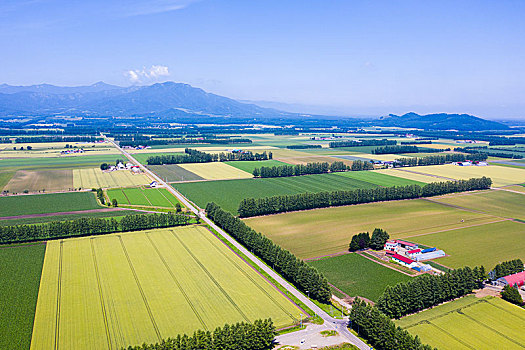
108,139,369,350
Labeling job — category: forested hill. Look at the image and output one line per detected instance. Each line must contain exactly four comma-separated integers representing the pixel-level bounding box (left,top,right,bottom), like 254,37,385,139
0,81,291,118
379,112,509,131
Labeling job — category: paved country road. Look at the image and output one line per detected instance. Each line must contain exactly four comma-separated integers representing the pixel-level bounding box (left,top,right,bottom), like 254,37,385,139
108,138,369,350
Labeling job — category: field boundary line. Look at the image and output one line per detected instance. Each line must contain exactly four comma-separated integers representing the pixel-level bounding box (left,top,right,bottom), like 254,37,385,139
144,233,208,331
140,187,154,206
423,321,476,350
171,230,250,323
484,298,525,321
53,241,63,350
304,251,352,261
90,239,113,350
457,309,525,348
204,226,310,318
402,219,510,239
198,227,299,322
156,188,176,208
120,188,131,204
118,236,162,342
356,252,416,277
392,168,456,181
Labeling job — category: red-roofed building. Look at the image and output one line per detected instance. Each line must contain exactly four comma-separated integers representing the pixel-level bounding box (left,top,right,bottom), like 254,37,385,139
497,271,525,287
395,240,418,249
391,253,417,268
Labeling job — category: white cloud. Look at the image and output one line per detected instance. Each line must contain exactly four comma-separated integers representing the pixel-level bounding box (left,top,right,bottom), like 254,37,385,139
121,0,200,17
125,65,170,84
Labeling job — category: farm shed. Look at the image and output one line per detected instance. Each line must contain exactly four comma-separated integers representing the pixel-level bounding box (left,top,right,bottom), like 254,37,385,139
391,253,417,268
497,271,525,287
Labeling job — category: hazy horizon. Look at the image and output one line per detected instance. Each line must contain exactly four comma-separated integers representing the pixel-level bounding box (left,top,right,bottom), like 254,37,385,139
1,0,524,119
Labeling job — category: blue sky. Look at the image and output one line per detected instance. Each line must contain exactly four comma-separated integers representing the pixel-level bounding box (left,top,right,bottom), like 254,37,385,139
1,0,524,118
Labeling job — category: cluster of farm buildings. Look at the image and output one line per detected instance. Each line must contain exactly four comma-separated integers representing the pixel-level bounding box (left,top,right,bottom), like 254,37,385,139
103,161,141,174
384,240,446,272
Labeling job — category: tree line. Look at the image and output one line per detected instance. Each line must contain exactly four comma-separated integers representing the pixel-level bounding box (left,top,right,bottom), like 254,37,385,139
349,228,389,251
349,299,436,350
147,148,271,165
372,145,420,154
376,266,486,319
395,153,487,167
286,144,322,149
400,140,433,145
125,319,275,350
206,202,331,303
454,146,523,159
252,161,348,178
350,160,374,171
489,259,523,280
14,136,102,143
120,138,252,147
238,177,492,217
0,212,191,244
329,139,396,148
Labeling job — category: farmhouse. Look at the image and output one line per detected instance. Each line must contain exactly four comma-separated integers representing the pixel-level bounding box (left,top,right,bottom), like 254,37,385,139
384,240,399,252
149,181,158,188
496,271,525,287
394,240,418,250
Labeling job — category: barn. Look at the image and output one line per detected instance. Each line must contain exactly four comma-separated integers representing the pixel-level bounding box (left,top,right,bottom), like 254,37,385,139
496,271,525,287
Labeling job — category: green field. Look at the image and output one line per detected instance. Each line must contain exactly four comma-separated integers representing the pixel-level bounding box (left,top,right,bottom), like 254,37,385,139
396,296,525,349
0,170,13,190
413,220,525,268
244,198,496,259
149,164,204,182
0,243,46,349
430,189,525,221
224,160,288,173
107,187,182,208
308,253,411,301
334,170,426,187
174,173,380,213
30,226,301,349
0,154,121,170
0,192,102,217
0,210,134,226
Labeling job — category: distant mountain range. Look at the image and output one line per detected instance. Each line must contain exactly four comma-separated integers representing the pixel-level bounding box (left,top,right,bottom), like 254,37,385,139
0,81,510,130
379,112,509,130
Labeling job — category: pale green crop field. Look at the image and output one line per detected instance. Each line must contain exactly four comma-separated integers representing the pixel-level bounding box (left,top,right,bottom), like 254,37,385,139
73,168,152,189
396,296,525,350
398,163,525,187
412,220,525,268
245,198,496,259
30,226,300,350
178,162,253,180
430,189,525,221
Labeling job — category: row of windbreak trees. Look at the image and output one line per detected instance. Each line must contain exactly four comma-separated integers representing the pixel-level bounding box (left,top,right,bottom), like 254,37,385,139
147,148,271,165
329,139,396,148
206,202,332,303
376,266,485,319
350,299,436,350
0,212,192,244
489,259,524,280
238,177,492,217
125,319,275,350
395,152,487,166
253,161,348,178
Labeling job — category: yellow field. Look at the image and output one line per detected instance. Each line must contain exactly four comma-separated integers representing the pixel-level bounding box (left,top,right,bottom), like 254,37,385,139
402,164,525,187
128,145,276,154
0,142,119,158
4,169,73,193
376,168,439,183
178,162,252,180
73,168,151,189
30,226,301,349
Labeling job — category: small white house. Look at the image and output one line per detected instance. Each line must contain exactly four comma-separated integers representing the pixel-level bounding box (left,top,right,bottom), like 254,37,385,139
117,162,126,170
149,181,158,188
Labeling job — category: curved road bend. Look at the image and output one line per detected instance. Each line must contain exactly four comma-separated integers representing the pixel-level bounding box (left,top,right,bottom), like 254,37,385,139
108,139,369,350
